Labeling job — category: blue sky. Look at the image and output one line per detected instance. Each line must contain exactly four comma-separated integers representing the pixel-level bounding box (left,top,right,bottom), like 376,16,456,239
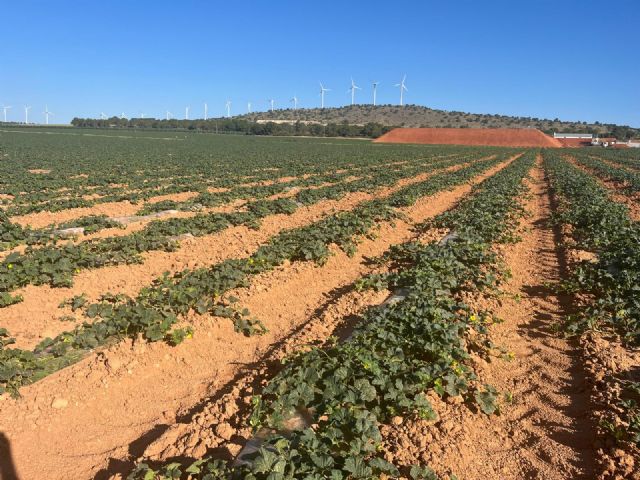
1,0,638,126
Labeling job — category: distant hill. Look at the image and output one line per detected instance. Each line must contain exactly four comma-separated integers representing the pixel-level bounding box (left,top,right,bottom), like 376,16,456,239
239,104,639,139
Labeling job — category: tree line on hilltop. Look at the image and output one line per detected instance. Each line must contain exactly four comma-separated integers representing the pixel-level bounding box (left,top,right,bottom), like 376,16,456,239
70,117,392,138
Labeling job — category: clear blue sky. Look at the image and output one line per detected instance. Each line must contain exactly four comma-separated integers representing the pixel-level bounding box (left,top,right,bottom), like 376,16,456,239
1,0,638,126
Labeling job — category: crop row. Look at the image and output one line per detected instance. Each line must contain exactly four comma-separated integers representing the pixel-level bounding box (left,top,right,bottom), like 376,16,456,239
0,152,515,396
543,151,640,456
128,151,536,479
0,150,477,248
544,151,640,344
589,149,640,172
0,153,509,306
0,157,422,249
571,151,640,194
0,212,124,252
1,130,497,214
1,156,411,216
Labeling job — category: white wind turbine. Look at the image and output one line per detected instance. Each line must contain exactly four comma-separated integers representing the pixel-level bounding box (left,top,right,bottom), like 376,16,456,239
185,106,190,120
140,113,146,119
204,103,208,120
372,81,380,106
319,82,330,108
247,101,252,113
100,112,107,120
348,78,361,106
120,112,126,119
166,110,172,120
394,75,408,106
225,100,231,118
290,94,299,110
43,105,53,124
2,105,12,122
268,99,275,112
24,105,31,124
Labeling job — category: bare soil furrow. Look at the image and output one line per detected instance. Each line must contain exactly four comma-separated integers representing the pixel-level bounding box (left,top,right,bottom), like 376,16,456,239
566,155,640,220
380,159,597,479
0,160,487,349
0,158,513,480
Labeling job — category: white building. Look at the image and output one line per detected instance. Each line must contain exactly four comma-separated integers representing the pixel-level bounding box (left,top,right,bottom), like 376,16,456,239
553,132,593,139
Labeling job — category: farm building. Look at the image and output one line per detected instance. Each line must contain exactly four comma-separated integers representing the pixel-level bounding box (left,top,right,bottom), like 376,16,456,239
627,139,640,148
553,133,593,139
553,132,593,147
592,137,618,147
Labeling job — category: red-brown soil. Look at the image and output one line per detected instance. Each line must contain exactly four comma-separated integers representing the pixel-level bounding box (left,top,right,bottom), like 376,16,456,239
0,157,498,350
565,155,640,221
380,159,597,478
374,128,563,148
556,138,593,147
0,159,516,480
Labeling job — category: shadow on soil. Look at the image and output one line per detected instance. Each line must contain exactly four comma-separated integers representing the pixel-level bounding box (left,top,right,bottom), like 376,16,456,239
0,432,19,480
514,173,597,478
94,280,370,479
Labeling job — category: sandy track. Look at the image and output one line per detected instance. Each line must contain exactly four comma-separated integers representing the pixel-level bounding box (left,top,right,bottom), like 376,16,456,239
380,159,597,478
0,160,486,349
0,159,516,480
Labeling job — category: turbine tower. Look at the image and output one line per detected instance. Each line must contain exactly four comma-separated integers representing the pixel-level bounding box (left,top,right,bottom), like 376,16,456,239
24,105,31,124
290,94,299,110
348,78,361,106
372,81,380,106
44,105,53,125
247,101,252,113
100,112,107,120
185,106,189,120
394,75,408,106
166,111,172,120
319,82,330,108
204,103,208,121
140,113,146,119
2,105,12,122
269,99,275,112
120,112,126,119
225,100,231,118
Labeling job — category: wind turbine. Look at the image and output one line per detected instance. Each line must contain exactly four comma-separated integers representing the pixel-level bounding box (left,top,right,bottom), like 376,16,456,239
269,99,275,112
394,75,408,106
43,105,53,125
120,112,126,119
24,105,31,124
372,81,380,106
140,113,146,119
247,101,252,113
204,103,208,120
319,82,330,108
290,94,299,110
100,112,107,120
166,110,172,120
225,100,231,118
2,105,12,122
185,106,190,120
348,78,361,106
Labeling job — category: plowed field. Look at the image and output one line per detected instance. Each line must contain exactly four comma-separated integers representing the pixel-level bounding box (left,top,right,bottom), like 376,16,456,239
0,129,639,480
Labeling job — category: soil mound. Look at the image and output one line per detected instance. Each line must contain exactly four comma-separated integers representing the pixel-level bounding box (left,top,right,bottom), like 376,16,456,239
374,128,562,148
